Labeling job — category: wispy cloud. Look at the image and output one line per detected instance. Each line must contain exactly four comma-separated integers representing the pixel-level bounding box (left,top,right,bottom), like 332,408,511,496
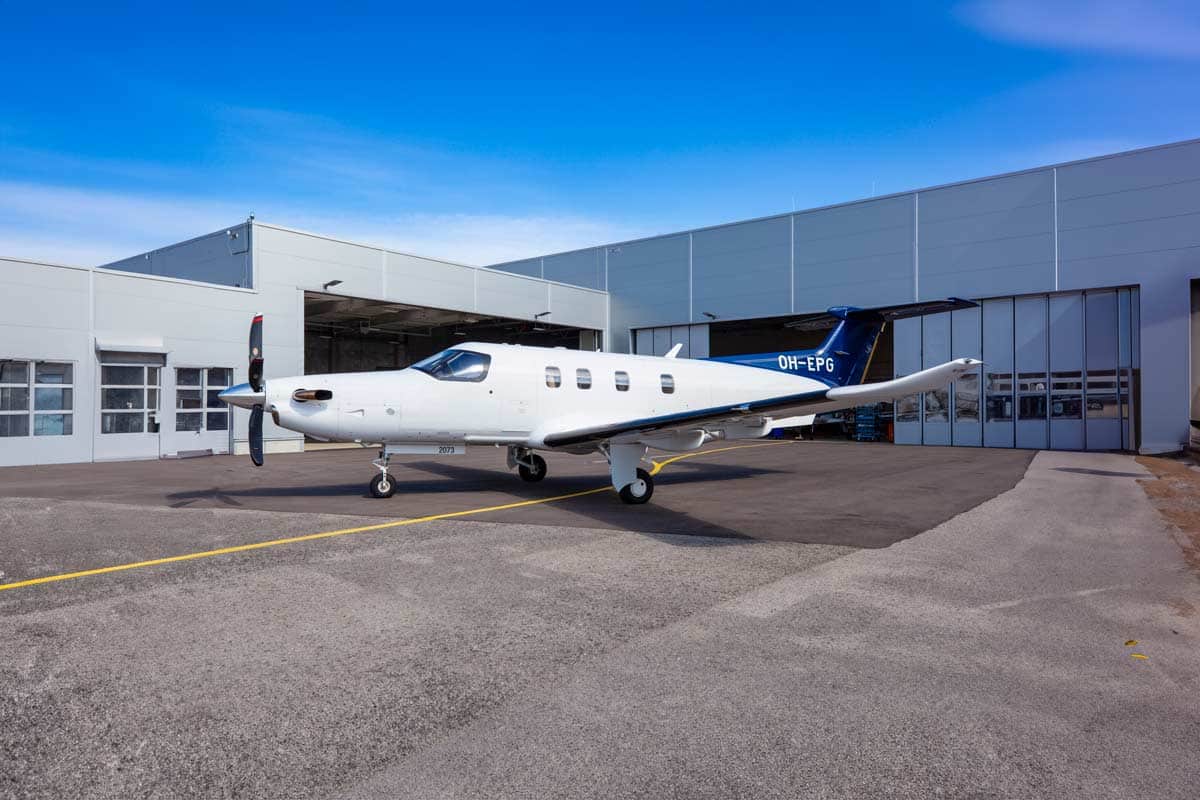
0,180,642,267
959,0,1200,60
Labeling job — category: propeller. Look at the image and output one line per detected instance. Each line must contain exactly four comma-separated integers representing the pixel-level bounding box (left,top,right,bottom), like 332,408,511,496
248,314,265,467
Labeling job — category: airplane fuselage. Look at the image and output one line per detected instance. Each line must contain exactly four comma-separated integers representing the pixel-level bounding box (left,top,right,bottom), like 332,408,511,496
261,342,828,451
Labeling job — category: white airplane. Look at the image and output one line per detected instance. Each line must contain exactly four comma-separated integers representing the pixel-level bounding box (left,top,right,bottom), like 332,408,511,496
220,299,980,504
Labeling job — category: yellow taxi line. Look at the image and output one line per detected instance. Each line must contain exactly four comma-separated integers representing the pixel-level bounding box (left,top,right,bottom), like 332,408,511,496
0,441,787,593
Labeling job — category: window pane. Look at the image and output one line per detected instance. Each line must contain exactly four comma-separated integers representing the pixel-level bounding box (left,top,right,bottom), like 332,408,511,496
206,389,225,408
615,371,630,391
1087,394,1119,419
0,414,30,436
953,373,979,422
896,393,920,423
660,374,675,394
206,411,229,431
0,386,29,411
148,389,159,410
35,362,73,384
176,412,203,432
176,368,202,387
1051,396,1082,420
545,366,561,388
924,388,949,422
0,361,29,384
1018,395,1047,420
147,367,160,386
207,368,232,387
102,365,143,385
103,387,144,410
34,414,72,436
34,387,72,411
102,413,144,434
176,389,202,409
576,368,592,389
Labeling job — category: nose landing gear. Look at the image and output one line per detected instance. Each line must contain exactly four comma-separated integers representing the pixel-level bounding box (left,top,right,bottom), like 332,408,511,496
370,450,396,498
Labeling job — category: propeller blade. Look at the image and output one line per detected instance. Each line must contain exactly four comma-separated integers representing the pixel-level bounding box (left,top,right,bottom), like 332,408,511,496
249,404,264,467
249,313,264,392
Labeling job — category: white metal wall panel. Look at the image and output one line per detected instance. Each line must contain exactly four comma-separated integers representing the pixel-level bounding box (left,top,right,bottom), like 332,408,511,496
691,217,791,320
0,260,94,466
950,305,982,446
475,271,549,321
606,236,690,353
1014,295,1049,449
893,316,922,445
922,312,952,445
490,257,543,280
793,196,915,312
1048,294,1085,450
101,224,252,288
384,251,476,311
548,283,606,331
982,298,1015,448
1057,142,1200,453
544,250,604,290
918,170,1055,299
255,225,384,300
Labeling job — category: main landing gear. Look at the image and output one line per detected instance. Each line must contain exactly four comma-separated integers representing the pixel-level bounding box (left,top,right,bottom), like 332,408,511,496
508,447,547,482
606,443,654,505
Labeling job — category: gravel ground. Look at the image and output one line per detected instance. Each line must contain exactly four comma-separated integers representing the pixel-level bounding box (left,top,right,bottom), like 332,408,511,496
2,449,1197,799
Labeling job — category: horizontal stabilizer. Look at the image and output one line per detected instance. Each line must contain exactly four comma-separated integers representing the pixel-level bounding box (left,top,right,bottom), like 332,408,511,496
785,298,977,331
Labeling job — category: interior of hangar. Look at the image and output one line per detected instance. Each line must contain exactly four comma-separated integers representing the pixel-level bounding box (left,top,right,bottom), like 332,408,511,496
303,291,598,375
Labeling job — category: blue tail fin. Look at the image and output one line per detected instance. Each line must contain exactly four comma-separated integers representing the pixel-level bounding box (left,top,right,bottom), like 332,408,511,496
707,298,976,387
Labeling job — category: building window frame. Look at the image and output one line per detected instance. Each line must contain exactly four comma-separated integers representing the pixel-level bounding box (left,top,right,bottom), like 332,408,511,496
0,359,76,437
176,366,233,432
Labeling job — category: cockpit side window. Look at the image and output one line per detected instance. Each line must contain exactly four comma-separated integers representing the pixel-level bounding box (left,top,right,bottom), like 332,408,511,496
411,349,491,382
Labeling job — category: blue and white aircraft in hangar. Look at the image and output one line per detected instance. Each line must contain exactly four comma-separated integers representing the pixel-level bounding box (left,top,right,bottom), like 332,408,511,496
220,299,979,504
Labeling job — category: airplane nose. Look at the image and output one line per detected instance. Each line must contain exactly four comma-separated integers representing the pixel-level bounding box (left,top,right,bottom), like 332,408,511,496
218,382,266,410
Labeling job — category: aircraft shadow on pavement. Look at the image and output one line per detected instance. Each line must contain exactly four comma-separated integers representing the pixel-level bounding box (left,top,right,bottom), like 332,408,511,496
401,460,787,543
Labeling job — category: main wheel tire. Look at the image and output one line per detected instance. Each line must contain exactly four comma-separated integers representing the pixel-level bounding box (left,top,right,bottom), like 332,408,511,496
370,473,396,498
518,454,547,483
618,468,654,505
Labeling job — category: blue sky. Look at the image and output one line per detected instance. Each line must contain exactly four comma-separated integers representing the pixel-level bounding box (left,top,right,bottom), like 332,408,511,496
2,1,1199,265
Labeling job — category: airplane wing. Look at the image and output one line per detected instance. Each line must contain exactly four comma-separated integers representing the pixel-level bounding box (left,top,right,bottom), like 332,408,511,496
541,357,979,449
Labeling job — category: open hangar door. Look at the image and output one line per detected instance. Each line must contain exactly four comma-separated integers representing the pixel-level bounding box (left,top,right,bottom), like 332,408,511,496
709,313,895,442
304,292,596,375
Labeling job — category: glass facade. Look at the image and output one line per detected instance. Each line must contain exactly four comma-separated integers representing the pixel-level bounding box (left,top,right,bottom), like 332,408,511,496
894,287,1139,451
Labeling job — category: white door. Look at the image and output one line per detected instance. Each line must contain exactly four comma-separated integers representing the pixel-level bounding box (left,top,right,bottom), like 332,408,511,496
171,367,234,455
94,359,162,461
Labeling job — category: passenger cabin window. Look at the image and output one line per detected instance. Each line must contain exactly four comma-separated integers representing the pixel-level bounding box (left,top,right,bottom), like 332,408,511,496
411,349,491,383
576,368,592,389
660,374,675,394
545,366,562,388
614,371,630,392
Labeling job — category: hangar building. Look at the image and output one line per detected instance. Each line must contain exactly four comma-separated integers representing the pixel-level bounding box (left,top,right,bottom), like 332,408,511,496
2,138,1198,467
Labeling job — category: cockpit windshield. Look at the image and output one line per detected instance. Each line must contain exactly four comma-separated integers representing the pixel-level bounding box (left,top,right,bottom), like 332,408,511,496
410,349,491,382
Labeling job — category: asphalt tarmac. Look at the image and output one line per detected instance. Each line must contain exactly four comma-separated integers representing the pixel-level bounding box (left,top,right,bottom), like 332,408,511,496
1,446,1196,799
0,440,1034,546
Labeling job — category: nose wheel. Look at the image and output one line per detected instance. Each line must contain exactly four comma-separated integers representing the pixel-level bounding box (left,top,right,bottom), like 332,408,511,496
369,473,396,499
370,450,396,498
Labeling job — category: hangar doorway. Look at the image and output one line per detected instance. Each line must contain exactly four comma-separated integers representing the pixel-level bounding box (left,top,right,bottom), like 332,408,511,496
634,314,894,442
709,313,894,442
303,292,597,375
